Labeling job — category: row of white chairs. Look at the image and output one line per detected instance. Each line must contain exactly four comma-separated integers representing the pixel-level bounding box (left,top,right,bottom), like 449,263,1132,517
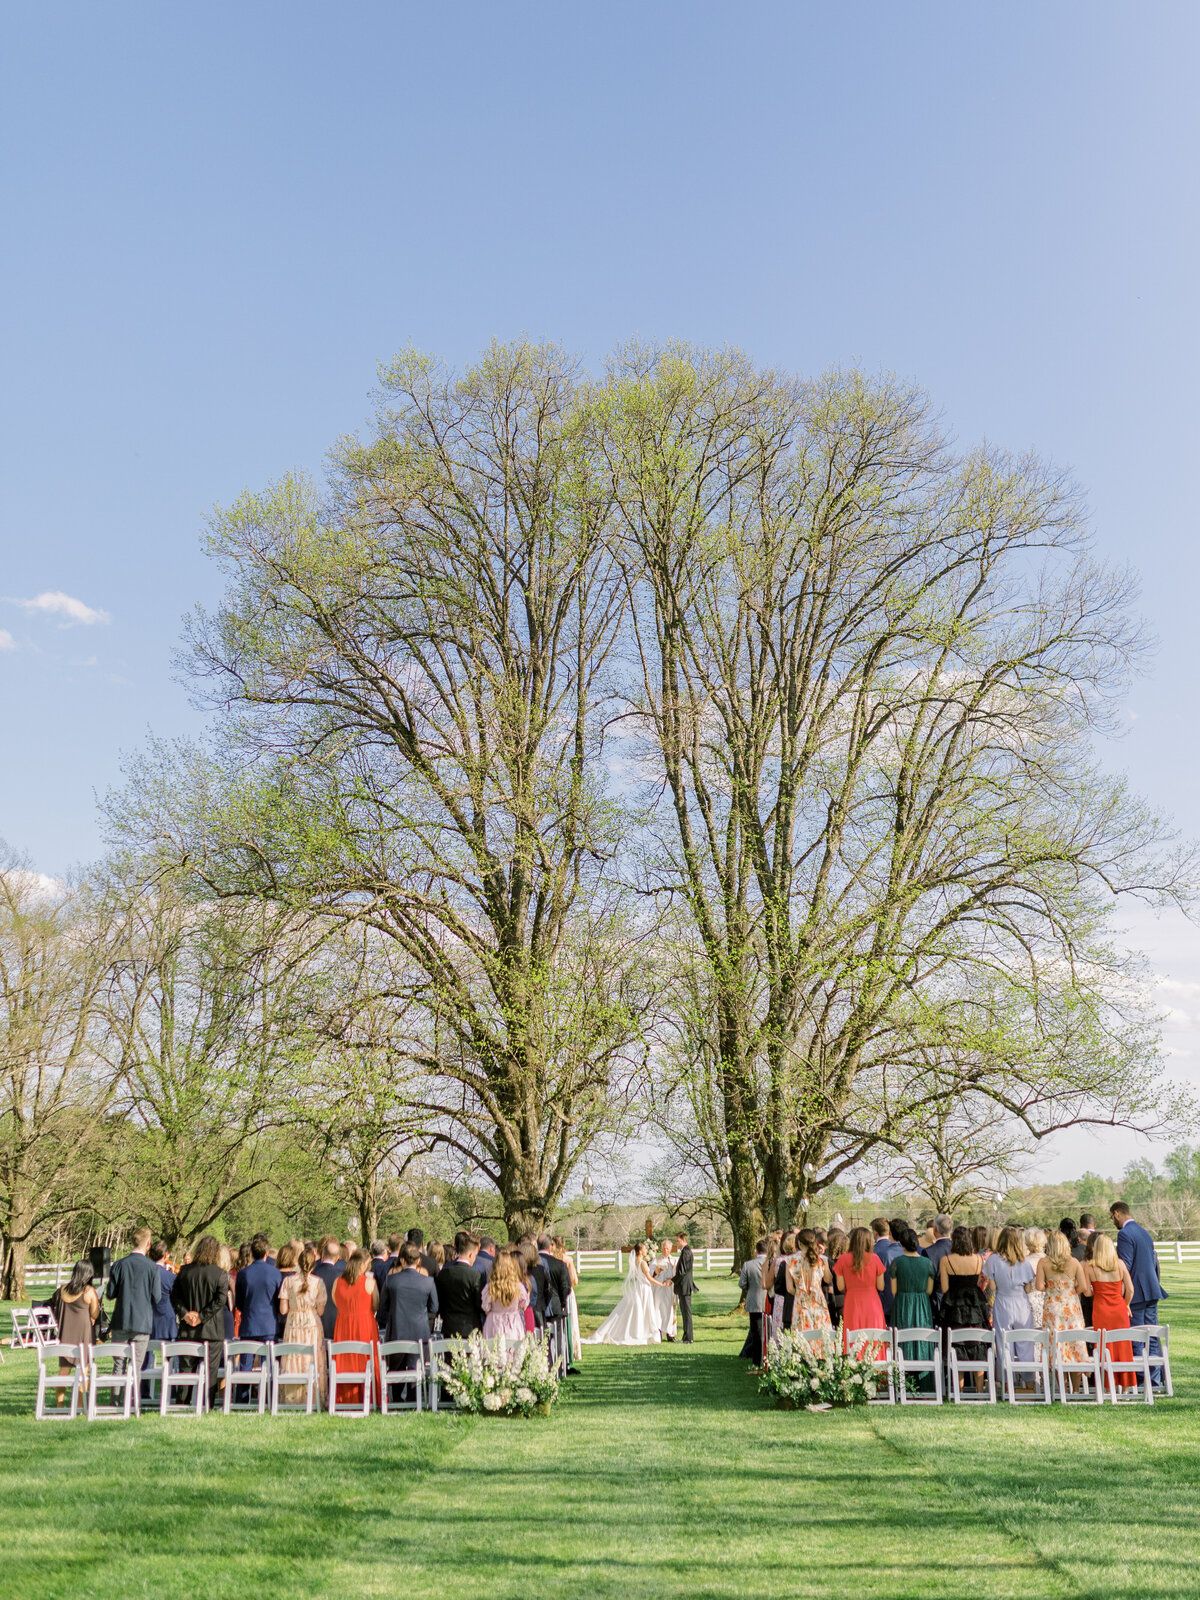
816,1323,1172,1405
33,1334,513,1421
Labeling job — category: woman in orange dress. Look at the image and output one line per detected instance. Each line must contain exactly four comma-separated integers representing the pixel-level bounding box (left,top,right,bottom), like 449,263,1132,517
833,1226,886,1354
331,1249,381,1405
1084,1233,1135,1389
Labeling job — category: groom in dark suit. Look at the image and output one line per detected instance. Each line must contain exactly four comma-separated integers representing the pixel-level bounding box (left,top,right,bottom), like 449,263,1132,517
672,1230,695,1343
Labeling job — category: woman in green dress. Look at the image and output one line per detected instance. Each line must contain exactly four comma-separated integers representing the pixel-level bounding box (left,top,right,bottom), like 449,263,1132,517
890,1228,936,1391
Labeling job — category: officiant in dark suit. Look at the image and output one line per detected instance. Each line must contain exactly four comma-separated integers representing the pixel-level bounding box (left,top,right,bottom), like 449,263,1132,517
436,1232,484,1338
672,1230,695,1343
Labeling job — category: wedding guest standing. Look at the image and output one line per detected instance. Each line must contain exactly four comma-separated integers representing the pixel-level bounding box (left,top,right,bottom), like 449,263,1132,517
1024,1228,1048,1328
382,1243,439,1344
436,1232,485,1339
1036,1230,1089,1378
984,1226,1035,1371
149,1241,177,1342
474,1236,497,1283
1084,1233,1135,1390
834,1227,886,1351
770,1231,798,1342
939,1227,990,1394
331,1248,380,1404
55,1260,99,1404
106,1227,161,1381
823,1230,848,1328
787,1230,833,1338
738,1238,769,1362
274,1244,298,1339
171,1236,230,1409
278,1246,328,1407
482,1249,529,1341
313,1237,346,1343
1111,1200,1167,1385
555,1238,583,1364
871,1219,902,1325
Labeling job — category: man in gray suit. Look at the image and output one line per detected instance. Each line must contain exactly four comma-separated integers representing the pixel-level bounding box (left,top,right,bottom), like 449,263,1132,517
737,1239,768,1364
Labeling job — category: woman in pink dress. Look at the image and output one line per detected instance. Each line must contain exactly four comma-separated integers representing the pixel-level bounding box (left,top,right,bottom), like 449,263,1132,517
833,1227,886,1353
482,1250,530,1340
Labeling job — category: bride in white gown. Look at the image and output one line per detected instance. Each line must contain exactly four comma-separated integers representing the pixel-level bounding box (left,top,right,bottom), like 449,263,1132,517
583,1242,663,1345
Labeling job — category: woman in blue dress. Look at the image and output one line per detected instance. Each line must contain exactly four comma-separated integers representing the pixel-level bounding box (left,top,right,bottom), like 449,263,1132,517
984,1226,1035,1368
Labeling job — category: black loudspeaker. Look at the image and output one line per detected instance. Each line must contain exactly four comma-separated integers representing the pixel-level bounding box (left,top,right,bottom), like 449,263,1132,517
89,1245,112,1283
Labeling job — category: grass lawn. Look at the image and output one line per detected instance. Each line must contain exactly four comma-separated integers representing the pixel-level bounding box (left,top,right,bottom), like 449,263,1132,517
1,1268,1197,1599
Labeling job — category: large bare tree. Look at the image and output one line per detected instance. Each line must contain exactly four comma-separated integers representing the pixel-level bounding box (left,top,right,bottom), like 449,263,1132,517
603,345,1190,1258
112,344,645,1239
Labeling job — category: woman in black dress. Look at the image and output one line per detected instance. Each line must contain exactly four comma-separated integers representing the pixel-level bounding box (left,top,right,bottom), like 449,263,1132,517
939,1225,991,1395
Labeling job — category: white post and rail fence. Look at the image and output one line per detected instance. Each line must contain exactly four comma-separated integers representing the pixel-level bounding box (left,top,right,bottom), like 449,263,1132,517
18,1239,1200,1298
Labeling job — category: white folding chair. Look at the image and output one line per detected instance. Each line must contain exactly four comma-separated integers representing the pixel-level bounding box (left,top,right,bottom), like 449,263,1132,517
1140,1324,1172,1396
895,1326,943,1405
34,1342,86,1420
328,1341,376,1416
86,1343,138,1419
159,1341,209,1416
222,1340,272,1414
798,1327,837,1353
947,1328,997,1403
425,1337,466,1411
845,1328,895,1403
10,1308,38,1348
270,1343,318,1414
31,1306,60,1345
377,1340,424,1413
140,1339,165,1410
1102,1326,1154,1405
1051,1329,1103,1405
1000,1328,1052,1404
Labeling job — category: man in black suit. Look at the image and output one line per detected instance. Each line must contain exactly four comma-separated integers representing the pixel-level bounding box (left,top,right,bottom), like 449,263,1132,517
312,1236,345,1341
436,1231,484,1339
672,1230,695,1343
536,1233,578,1372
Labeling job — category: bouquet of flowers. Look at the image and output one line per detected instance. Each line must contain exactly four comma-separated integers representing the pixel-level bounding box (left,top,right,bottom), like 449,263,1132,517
443,1332,560,1417
758,1329,888,1409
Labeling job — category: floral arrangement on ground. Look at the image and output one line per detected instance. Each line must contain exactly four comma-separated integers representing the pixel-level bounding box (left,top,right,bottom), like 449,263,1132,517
758,1329,890,1409
443,1332,560,1416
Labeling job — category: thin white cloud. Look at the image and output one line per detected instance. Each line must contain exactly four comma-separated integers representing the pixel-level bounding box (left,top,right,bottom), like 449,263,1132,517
14,591,111,626
0,630,15,652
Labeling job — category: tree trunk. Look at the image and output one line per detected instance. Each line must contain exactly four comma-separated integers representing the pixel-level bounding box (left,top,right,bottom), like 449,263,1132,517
2,1234,27,1302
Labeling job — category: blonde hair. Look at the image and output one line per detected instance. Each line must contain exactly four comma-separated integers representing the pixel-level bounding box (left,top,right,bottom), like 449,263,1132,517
344,1248,370,1286
487,1250,522,1308
1090,1234,1118,1273
1024,1227,1046,1255
995,1226,1027,1265
1043,1230,1074,1276
217,1244,233,1272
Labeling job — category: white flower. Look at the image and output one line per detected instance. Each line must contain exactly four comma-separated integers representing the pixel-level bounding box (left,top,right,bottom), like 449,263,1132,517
810,1378,820,1390
482,1393,502,1411
516,1387,534,1405
852,1373,864,1385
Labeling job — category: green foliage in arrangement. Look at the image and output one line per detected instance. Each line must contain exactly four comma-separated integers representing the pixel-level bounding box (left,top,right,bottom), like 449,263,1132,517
757,1327,884,1408
442,1331,559,1415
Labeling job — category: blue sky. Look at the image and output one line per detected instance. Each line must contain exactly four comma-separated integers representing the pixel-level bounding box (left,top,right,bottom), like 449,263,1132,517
3,3,1198,1180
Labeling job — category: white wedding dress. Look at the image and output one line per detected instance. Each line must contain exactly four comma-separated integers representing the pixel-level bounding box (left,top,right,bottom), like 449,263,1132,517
583,1258,663,1345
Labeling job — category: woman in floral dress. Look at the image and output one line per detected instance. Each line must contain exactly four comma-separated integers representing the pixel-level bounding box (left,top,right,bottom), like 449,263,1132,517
787,1229,833,1338
278,1245,328,1406
1035,1229,1089,1376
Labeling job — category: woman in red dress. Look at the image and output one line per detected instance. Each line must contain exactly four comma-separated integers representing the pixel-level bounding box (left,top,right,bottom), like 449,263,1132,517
1084,1233,1135,1389
833,1227,887,1354
331,1249,381,1405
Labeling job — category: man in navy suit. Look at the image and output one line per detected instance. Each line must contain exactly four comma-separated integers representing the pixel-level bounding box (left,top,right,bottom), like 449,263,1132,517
1111,1200,1168,1386
233,1233,281,1399
312,1237,346,1341
474,1237,497,1283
